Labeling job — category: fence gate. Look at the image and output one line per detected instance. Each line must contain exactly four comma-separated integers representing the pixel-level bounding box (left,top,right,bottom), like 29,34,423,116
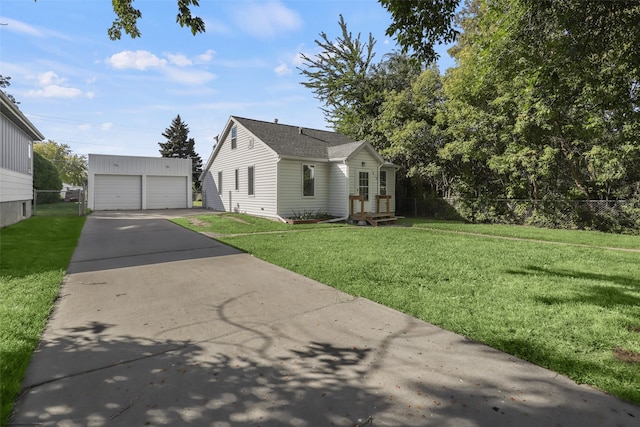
33,187,88,216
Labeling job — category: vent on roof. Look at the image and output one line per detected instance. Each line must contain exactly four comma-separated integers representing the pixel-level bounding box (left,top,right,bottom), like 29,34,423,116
274,118,278,124
298,127,303,135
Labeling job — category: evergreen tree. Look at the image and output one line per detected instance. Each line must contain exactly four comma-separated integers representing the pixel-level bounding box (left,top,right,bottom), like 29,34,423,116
158,115,203,190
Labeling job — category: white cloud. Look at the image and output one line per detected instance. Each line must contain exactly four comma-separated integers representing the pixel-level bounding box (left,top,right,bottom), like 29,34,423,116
197,49,215,63
232,1,302,39
0,17,71,40
167,53,192,67
107,50,167,70
101,122,113,131
26,71,89,99
35,85,83,98
203,18,231,35
164,67,216,85
274,63,291,76
38,71,64,86
215,57,269,69
78,124,92,131
292,52,306,67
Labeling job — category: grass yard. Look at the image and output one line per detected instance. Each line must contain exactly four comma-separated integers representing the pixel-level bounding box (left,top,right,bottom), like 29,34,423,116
176,214,640,405
172,212,347,235
408,219,640,250
0,216,85,426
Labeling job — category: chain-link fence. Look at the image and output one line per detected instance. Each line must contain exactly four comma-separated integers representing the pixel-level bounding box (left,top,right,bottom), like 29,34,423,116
192,191,203,207
34,188,88,217
396,197,640,233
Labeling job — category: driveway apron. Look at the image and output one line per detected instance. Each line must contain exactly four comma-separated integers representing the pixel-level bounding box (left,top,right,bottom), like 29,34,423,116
9,211,639,426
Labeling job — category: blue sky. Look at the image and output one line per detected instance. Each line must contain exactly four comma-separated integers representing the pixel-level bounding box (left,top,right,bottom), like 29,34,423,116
1,0,454,160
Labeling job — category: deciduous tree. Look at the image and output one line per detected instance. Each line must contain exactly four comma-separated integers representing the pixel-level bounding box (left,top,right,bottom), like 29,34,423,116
33,141,87,186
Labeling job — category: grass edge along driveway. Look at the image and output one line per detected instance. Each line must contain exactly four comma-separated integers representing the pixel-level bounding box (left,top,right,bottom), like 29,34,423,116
0,216,86,426
174,214,640,406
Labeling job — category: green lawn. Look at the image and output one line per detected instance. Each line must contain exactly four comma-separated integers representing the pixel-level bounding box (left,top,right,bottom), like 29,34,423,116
0,216,85,426
176,214,640,405
406,219,640,250
172,212,347,235
33,201,82,217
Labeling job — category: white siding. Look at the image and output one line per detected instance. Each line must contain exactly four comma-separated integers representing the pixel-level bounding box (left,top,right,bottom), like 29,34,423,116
201,170,223,211
1,114,33,175
0,168,32,202
380,166,396,213
88,154,191,210
205,122,278,217
277,160,330,217
328,162,348,217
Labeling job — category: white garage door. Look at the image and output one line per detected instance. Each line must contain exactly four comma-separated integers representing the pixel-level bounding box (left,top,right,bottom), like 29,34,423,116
147,176,187,209
94,175,142,210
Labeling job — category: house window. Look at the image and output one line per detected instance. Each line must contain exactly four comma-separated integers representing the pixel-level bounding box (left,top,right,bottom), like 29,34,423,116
248,166,255,196
248,137,254,149
218,171,223,194
27,143,33,174
359,171,369,201
303,164,315,197
379,170,387,196
235,168,239,191
231,126,237,149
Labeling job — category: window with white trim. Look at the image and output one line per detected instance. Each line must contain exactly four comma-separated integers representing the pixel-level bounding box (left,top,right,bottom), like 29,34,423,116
379,170,387,196
303,164,315,197
231,126,237,149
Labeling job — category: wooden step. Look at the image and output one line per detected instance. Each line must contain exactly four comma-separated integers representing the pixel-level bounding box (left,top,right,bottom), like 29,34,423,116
368,216,397,226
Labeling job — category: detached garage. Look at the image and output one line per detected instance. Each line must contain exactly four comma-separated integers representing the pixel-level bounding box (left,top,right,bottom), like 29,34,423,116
88,154,192,211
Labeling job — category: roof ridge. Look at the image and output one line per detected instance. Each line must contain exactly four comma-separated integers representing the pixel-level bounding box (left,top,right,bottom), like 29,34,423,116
232,115,339,136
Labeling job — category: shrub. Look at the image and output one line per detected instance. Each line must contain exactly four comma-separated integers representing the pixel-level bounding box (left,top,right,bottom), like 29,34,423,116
33,152,62,204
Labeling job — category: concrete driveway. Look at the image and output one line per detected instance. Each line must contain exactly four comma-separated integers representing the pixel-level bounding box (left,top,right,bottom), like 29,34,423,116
9,210,639,426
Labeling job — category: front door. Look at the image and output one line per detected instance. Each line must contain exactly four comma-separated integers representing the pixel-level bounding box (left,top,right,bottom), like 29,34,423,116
358,170,372,213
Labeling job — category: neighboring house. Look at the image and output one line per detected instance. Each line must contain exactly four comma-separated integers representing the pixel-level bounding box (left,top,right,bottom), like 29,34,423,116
0,91,44,227
200,116,397,224
87,154,192,211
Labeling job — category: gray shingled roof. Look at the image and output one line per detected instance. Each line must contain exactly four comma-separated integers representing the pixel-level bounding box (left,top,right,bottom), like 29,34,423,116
233,116,364,160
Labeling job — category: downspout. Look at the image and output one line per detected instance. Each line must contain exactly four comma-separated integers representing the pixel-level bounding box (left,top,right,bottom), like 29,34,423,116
377,162,382,213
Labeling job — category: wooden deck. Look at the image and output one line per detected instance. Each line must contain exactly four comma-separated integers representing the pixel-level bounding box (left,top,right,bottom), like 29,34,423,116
349,195,397,226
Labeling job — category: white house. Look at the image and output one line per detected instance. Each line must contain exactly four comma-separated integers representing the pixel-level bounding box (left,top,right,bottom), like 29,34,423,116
87,154,192,211
1,91,44,227
200,116,397,225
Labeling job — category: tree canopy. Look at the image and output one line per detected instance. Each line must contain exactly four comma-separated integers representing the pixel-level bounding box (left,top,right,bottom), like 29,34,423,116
159,115,204,189
33,152,62,204
33,141,87,186
300,1,640,231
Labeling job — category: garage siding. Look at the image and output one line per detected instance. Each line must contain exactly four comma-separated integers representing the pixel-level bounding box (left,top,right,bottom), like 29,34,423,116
88,154,192,210
94,175,142,210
